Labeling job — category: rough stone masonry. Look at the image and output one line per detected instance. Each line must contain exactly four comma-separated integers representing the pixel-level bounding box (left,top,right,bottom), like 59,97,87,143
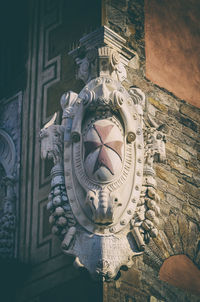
102,0,200,301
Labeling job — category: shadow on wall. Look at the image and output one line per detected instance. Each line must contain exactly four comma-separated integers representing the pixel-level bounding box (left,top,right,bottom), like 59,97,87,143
39,269,103,302
0,258,31,302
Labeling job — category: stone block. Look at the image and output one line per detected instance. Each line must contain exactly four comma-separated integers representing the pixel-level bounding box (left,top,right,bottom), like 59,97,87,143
177,146,191,161
150,296,164,302
168,160,193,177
164,217,183,255
166,194,182,210
155,166,179,186
152,234,171,259
148,97,168,113
177,214,189,254
181,181,199,199
179,115,198,132
156,189,165,202
186,162,199,173
186,221,199,260
188,196,200,208
181,125,199,140
168,109,198,132
167,183,188,202
154,91,180,111
110,0,128,12
180,104,200,123
120,267,140,287
183,174,200,188
106,5,127,27
182,204,200,223
165,141,176,154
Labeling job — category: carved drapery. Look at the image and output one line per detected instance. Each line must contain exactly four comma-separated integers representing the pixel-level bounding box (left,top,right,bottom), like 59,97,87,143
40,26,166,280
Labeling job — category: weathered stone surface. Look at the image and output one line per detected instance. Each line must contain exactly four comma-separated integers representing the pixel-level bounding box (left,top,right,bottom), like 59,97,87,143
182,204,200,223
156,111,181,130
165,141,176,154
152,234,171,260
155,166,179,186
165,194,182,210
180,116,198,132
150,297,164,302
106,5,127,28
177,146,191,161
181,124,199,140
186,162,199,173
188,196,200,208
186,221,200,261
166,183,188,203
180,104,200,123
11,0,199,300
179,141,198,157
152,91,180,111
177,214,189,254
181,181,199,199
148,97,168,113
168,160,193,177
102,1,200,300
164,214,184,255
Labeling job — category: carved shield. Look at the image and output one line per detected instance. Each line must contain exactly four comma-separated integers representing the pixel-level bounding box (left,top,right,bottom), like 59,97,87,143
64,77,143,232
40,27,164,281
62,77,144,278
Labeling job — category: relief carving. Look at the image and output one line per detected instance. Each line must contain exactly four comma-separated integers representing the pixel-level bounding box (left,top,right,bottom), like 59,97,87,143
40,26,166,280
0,130,16,258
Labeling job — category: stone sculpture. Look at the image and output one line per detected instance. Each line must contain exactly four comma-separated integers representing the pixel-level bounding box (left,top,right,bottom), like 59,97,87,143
0,130,16,258
40,26,166,280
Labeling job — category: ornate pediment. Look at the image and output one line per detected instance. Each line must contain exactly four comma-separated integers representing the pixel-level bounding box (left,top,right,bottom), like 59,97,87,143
40,26,166,281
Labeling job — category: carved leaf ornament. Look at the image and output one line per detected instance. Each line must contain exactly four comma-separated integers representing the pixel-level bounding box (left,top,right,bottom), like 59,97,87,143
40,27,165,281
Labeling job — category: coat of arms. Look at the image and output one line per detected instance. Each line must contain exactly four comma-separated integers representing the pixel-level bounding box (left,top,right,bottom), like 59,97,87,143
40,27,166,280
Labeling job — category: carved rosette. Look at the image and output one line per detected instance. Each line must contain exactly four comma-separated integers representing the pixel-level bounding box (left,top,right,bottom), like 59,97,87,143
40,26,166,281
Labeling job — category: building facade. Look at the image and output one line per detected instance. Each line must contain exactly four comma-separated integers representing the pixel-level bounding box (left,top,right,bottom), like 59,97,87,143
0,1,200,301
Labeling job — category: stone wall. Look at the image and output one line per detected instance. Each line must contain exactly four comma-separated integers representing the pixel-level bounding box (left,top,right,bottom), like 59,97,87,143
102,0,200,301
1,0,198,301
103,71,200,301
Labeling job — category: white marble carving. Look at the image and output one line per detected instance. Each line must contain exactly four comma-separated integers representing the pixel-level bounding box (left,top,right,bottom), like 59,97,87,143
40,26,166,280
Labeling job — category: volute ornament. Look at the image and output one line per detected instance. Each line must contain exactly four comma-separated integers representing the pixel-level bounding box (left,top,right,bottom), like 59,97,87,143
40,27,166,281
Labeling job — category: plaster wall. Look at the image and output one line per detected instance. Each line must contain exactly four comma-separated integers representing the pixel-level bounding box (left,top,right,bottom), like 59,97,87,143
145,0,200,108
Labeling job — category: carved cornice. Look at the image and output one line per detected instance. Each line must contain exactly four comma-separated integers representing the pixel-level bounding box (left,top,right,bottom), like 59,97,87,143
69,26,138,83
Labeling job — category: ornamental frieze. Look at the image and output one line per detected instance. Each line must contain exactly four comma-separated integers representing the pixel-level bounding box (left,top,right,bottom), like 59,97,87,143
40,26,166,281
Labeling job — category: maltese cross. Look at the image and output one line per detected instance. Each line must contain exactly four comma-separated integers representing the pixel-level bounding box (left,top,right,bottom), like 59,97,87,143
84,124,123,175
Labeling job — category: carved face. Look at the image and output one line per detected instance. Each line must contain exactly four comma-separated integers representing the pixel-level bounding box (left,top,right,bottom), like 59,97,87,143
40,125,63,163
83,118,124,182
